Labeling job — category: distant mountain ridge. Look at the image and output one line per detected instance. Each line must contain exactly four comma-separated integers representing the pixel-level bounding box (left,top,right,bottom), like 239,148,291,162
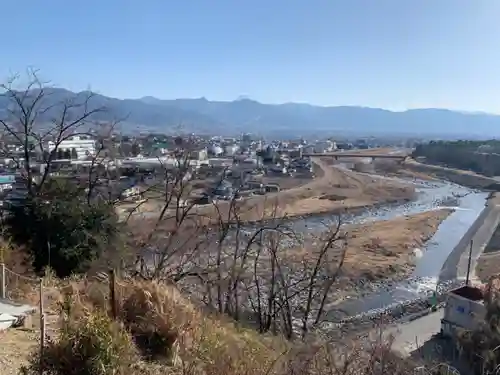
1,87,499,138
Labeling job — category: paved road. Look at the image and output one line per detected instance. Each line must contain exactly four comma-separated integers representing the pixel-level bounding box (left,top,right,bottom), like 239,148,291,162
391,310,444,357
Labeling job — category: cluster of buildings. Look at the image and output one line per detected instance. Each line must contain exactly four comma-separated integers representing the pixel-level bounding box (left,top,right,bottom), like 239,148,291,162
0,132,319,207
0,130,398,208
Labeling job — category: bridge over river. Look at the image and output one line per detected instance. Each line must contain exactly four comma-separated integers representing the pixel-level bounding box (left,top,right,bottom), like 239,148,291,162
303,152,409,161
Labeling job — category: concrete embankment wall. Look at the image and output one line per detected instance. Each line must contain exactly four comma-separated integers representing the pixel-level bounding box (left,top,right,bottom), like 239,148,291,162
404,161,498,189
439,203,493,282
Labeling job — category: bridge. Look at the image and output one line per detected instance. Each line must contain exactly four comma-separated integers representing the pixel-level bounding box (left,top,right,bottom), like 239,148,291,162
303,152,409,161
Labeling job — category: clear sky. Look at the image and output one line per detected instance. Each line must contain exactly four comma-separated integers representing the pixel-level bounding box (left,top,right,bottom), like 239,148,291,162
2,1,500,112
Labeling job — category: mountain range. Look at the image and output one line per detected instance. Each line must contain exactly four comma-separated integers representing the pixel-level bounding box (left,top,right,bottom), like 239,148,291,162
1,87,499,138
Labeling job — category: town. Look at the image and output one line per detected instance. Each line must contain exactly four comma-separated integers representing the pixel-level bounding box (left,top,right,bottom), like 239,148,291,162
0,132,417,209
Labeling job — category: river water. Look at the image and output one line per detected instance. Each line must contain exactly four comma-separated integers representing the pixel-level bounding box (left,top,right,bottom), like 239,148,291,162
295,178,489,321
146,169,488,321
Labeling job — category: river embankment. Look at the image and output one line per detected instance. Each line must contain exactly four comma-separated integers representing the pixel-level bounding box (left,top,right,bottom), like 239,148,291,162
318,182,489,325
403,159,500,190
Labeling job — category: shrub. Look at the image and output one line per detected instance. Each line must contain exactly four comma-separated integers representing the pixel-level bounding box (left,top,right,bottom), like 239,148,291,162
21,305,138,375
5,179,119,277
120,280,189,362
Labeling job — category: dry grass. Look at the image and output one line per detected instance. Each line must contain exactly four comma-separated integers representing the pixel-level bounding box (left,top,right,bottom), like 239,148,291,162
287,209,451,283
267,158,414,220
2,275,420,375
115,279,289,374
476,252,500,283
12,277,290,375
343,209,451,279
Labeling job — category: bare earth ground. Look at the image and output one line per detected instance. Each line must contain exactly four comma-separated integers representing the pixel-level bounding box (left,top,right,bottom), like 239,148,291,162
0,309,62,375
0,327,38,375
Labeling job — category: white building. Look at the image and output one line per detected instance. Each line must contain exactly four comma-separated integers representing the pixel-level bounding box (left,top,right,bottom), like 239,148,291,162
48,136,96,160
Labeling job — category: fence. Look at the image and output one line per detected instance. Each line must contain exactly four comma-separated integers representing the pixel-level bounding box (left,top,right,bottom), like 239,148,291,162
0,262,46,374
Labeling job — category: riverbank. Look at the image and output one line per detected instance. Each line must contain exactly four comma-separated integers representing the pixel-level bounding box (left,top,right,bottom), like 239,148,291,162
341,209,452,282
471,200,500,283
287,209,452,297
276,157,415,220
124,157,416,225
322,189,489,325
337,194,499,336
440,197,500,284
403,159,499,189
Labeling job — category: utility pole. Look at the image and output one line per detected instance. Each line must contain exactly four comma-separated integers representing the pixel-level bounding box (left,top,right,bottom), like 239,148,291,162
465,240,473,286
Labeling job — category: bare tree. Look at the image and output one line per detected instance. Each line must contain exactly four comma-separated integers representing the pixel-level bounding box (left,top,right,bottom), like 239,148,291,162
204,197,290,321
243,214,348,340
129,146,212,283
186,194,349,340
0,69,114,198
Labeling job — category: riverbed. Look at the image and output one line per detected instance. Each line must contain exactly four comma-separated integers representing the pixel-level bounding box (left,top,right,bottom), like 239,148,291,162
147,170,486,324
307,178,488,322
286,178,482,231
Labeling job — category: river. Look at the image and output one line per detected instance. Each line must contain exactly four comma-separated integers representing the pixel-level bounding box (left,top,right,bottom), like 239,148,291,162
291,177,488,322
146,169,488,321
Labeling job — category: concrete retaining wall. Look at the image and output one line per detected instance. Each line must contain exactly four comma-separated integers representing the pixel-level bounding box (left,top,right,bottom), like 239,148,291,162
440,203,494,281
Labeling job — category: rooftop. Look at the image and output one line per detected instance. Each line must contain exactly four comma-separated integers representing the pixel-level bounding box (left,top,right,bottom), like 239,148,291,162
450,285,484,302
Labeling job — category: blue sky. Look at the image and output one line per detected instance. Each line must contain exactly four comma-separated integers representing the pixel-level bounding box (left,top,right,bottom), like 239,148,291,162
2,1,500,112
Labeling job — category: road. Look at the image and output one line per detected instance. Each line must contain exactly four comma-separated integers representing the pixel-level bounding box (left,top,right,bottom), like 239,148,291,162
391,310,444,357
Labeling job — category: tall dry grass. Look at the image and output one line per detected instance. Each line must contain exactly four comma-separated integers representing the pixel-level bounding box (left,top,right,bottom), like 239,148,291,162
18,275,419,375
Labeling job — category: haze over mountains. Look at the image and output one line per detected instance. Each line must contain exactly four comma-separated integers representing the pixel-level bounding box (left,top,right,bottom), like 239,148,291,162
1,87,499,138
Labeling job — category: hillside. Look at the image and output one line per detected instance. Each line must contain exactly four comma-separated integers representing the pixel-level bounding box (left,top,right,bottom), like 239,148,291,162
2,87,500,137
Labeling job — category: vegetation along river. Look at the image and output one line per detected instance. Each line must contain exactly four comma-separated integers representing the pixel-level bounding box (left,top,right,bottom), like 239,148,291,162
292,177,488,320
